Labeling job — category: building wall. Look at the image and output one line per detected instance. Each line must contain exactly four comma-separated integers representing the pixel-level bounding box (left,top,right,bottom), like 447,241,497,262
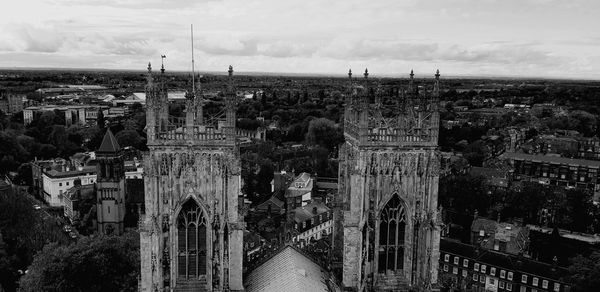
292,219,332,247
338,146,442,290
439,249,570,292
42,173,96,207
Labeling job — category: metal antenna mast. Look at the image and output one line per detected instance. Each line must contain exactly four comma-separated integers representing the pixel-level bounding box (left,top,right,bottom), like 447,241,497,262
191,24,195,95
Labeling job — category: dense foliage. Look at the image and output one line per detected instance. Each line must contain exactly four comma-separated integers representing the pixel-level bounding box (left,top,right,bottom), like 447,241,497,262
18,232,140,292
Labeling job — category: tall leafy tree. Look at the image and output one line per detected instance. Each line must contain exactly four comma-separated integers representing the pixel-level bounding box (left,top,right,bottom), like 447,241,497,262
18,232,140,292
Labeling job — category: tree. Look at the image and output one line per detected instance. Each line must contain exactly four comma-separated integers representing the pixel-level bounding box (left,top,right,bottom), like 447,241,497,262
18,232,140,292
564,252,600,291
115,129,143,149
305,118,344,152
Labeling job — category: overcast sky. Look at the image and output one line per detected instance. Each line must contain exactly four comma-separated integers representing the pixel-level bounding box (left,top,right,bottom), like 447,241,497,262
1,0,598,79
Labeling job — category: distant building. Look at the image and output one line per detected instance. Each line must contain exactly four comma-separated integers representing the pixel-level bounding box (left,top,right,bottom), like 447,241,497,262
95,129,126,235
0,90,23,115
41,164,97,207
63,181,96,225
23,105,108,125
285,172,314,215
271,170,294,194
503,152,600,201
31,158,67,199
255,196,285,216
577,136,600,160
289,202,332,248
124,159,143,179
471,218,530,255
244,231,266,265
440,238,570,292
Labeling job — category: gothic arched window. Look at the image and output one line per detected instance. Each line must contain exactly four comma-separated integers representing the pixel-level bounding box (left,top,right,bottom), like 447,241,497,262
378,194,406,273
177,199,207,279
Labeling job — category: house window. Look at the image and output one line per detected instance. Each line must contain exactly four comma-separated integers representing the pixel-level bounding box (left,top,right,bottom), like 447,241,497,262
108,206,110,214
554,283,560,292
311,218,314,225
500,270,506,278
542,280,548,289
490,267,496,276
474,263,480,271
481,265,487,273
443,264,448,272
452,267,458,275
520,287,526,292
533,277,538,286
506,283,512,291
453,256,459,265
462,270,468,277
508,272,513,280
489,278,496,285
59,182,62,187
444,254,450,262
463,259,469,267
66,181,69,186
480,275,485,283
499,281,505,289
522,275,528,283
473,274,478,281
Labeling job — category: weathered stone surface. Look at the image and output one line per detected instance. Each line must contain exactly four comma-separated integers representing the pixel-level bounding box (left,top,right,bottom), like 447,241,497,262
140,66,243,292
333,72,442,291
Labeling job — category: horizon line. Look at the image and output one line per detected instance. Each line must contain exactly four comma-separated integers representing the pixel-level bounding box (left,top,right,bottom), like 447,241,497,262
1,66,599,82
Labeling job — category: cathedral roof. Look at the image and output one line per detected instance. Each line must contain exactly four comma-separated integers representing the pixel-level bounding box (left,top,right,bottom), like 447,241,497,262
98,129,120,153
245,245,330,292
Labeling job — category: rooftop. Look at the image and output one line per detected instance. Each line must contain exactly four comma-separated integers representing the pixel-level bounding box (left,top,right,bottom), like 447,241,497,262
97,129,121,153
245,245,330,292
293,201,330,223
502,152,600,168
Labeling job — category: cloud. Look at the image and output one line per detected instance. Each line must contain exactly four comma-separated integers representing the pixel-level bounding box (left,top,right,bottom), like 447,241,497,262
12,25,65,53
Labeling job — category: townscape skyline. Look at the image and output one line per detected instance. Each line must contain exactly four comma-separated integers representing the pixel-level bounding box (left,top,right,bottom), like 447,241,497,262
1,0,599,79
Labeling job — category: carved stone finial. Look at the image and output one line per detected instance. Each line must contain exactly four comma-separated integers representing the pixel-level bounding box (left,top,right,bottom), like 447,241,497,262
348,69,352,79
435,69,440,79
410,69,414,79
147,62,152,73
228,65,234,76
364,68,369,79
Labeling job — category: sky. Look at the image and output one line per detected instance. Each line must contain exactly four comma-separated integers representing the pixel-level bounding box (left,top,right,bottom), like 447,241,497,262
0,0,599,79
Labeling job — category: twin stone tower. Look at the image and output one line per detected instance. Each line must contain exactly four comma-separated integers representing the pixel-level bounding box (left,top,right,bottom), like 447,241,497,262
139,64,442,292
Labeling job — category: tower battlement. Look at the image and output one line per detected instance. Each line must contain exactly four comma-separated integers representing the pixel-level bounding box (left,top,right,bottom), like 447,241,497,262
144,63,237,148
343,69,440,148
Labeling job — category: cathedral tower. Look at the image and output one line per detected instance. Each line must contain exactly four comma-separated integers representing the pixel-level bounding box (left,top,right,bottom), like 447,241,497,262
96,128,126,235
333,69,442,291
139,63,244,291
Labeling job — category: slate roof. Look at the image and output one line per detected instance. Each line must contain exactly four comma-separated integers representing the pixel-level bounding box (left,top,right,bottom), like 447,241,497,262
293,202,330,223
98,129,120,153
245,245,330,292
503,152,600,168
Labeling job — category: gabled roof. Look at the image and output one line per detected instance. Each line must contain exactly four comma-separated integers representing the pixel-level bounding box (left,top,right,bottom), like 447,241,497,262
245,245,330,292
98,129,120,153
293,202,330,223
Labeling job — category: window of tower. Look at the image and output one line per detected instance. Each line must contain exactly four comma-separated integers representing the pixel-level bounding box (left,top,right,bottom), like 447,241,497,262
377,194,406,273
177,199,207,279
